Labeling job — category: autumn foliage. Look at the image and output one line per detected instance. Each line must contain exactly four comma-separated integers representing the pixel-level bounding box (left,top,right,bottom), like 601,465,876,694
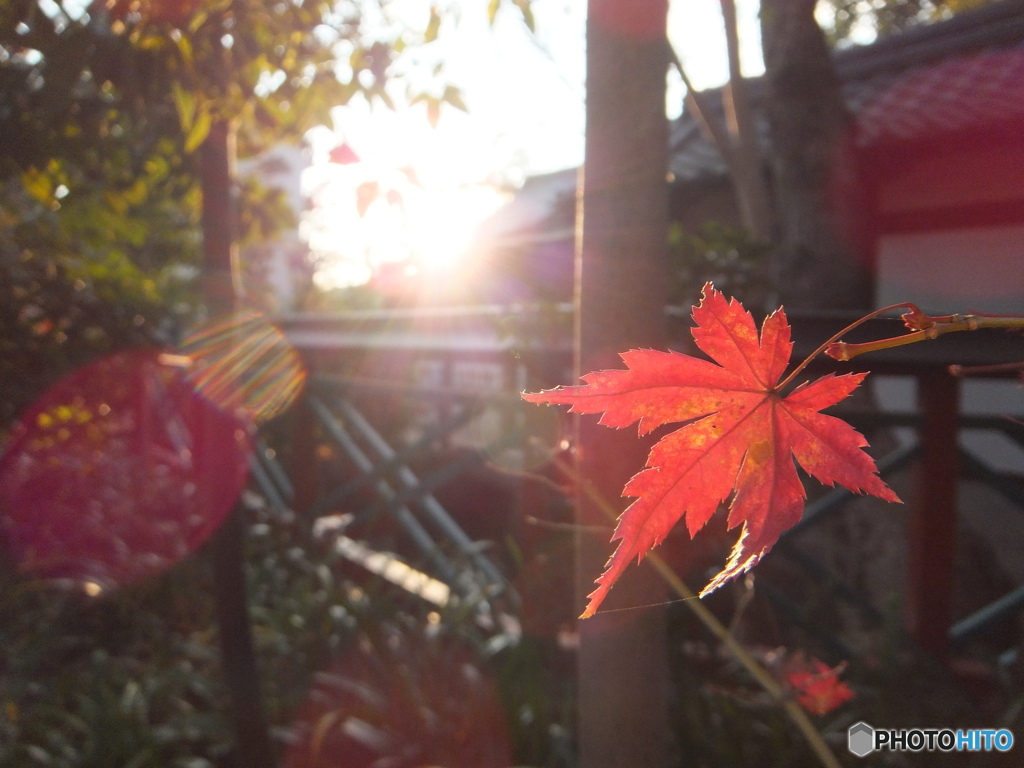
524,284,899,617
783,655,856,716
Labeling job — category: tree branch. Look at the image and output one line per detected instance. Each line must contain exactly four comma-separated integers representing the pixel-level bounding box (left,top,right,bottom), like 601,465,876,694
666,37,735,171
719,0,773,239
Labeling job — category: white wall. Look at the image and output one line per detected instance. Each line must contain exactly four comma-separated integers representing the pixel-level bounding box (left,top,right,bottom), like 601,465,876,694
876,225,1024,315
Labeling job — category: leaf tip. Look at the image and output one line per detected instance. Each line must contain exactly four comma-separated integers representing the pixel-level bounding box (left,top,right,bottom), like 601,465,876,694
521,388,559,404
699,573,744,598
881,487,902,504
579,591,603,619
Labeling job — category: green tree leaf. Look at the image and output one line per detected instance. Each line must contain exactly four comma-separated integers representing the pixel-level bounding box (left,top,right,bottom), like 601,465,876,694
425,6,441,42
513,0,535,31
183,106,213,154
442,85,469,112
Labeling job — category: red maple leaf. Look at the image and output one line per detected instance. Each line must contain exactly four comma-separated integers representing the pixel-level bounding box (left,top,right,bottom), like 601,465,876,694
328,142,361,165
783,655,856,716
523,284,899,617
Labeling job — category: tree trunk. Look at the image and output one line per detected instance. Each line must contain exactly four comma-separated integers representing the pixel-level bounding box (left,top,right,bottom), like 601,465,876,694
576,2,672,766
760,0,872,310
200,119,276,768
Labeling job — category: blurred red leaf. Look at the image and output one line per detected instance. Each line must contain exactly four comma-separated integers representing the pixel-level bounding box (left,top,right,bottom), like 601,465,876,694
784,655,855,716
328,142,360,165
398,165,423,187
355,181,380,217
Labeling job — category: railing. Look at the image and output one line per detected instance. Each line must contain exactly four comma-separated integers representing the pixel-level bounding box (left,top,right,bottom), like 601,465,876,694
274,305,1024,661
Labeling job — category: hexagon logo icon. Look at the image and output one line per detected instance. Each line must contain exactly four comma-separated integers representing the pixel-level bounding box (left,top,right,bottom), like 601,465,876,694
848,722,875,757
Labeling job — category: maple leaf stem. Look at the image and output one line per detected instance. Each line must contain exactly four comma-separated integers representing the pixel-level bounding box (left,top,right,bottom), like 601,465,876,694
776,303,920,393
547,450,844,768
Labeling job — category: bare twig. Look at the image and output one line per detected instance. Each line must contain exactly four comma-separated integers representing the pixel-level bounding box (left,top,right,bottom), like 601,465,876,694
826,311,1024,363
666,38,735,171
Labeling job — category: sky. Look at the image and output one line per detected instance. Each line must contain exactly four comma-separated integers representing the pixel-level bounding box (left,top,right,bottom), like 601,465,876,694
305,0,766,289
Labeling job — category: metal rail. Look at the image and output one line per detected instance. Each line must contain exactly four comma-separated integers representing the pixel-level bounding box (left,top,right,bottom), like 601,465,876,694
280,308,1024,660
307,395,464,588
331,396,511,593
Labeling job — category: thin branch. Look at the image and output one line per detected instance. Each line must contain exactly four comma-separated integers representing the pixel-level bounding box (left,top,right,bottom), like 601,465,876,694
548,451,844,768
666,38,735,171
826,313,1024,363
949,361,1024,377
826,329,927,362
718,0,773,238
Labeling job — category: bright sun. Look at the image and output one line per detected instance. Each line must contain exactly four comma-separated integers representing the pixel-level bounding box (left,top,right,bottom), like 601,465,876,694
308,178,507,290
405,185,507,270
304,116,510,292
302,0,769,295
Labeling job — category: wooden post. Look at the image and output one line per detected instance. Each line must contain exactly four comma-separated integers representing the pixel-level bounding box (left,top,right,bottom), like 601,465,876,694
906,371,960,660
200,119,276,768
290,384,319,516
200,120,244,311
576,2,671,766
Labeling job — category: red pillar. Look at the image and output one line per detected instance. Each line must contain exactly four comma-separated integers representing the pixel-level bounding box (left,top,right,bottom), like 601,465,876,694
906,371,960,659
